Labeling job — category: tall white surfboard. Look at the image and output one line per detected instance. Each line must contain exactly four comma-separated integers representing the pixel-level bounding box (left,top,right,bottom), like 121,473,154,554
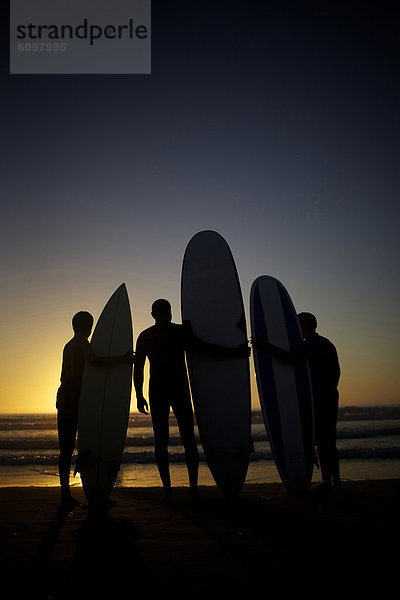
250,276,314,492
181,231,251,497
78,283,133,505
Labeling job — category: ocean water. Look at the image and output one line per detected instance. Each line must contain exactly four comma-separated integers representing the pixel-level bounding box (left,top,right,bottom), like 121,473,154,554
0,406,399,488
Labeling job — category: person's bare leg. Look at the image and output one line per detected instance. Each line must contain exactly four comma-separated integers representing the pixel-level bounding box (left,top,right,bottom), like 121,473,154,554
173,395,201,502
152,410,173,504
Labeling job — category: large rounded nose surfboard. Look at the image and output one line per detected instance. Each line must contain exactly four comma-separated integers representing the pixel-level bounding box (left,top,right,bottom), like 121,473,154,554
181,230,251,497
250,276,314,492
78,283,133,506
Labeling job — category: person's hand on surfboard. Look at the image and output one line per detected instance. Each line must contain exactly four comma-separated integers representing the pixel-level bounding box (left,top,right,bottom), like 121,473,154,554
250,336,267,350
236,342,251,357
122,350,135,364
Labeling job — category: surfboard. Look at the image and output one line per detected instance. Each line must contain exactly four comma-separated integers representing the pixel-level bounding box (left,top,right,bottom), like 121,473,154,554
250,276,314,492
181,230,251,497
77,283,133,506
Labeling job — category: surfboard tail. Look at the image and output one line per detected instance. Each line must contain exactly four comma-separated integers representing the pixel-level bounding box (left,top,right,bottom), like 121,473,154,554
206,444,250,497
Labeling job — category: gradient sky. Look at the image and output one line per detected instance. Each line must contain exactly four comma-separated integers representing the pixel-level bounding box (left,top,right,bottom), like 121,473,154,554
1,1,399,413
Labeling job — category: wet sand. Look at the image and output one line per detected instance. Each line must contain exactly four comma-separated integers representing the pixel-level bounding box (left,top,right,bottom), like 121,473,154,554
1,480,399,599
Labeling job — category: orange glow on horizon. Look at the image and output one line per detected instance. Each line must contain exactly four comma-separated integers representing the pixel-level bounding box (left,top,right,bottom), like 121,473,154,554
0,288,398,414
0,350,398,414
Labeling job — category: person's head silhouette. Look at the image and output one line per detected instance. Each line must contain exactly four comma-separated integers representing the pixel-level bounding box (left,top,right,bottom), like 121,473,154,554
72,311,94,338
151,299,172,323
297,312,317,340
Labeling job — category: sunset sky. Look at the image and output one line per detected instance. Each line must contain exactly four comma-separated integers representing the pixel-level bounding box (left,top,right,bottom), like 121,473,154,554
1,1,398,413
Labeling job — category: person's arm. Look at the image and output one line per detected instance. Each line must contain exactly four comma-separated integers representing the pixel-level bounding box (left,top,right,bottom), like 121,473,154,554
251,336,305,363
328,344,341,387
82,339,135,367
335,361,341,387
183,321,251,358
133,337,149,415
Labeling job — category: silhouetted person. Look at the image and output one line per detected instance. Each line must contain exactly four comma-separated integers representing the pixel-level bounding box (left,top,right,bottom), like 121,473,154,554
252,312,341,490
134,299,249,504
56,311,134,509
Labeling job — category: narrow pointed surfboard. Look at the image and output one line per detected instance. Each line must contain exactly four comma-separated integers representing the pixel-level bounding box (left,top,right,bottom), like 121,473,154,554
181,231,251,497
250,276,314,492
78,283,133,505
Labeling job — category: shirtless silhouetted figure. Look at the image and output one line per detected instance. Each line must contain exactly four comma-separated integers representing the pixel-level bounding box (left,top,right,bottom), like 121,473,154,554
252,312,341,490
56,311,134,509
134,299,249,504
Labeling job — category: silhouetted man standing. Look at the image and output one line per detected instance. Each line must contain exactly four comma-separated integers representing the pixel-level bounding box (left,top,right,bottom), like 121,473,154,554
134,299,248,504
297,312,341,490
56,311,134,509
252,312,341,490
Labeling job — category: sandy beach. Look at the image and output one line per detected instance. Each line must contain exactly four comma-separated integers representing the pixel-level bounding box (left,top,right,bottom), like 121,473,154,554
1,479,398,599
